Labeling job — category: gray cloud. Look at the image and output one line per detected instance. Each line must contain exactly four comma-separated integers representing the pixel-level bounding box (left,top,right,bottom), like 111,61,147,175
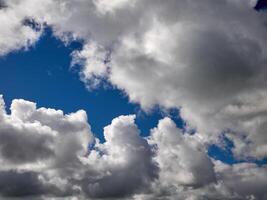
0,170,47,197
75,115,158,198
214,161,267,200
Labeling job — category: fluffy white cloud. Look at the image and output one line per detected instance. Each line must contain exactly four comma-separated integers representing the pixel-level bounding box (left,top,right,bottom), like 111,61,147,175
0,96,158,199
0,95,92,197
0,96,91,166
0,0,50,55
0,96,267,199
105,0,267,160
137,118,267,200
110,1,266,160
78,115,158,198
71,42,109,89
149,118,215,188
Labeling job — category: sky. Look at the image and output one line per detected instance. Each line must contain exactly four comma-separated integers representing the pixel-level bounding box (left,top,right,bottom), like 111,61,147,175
0,0,267,200
0,27,183,142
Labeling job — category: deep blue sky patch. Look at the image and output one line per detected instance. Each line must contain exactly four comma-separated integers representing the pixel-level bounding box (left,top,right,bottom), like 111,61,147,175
255,0,267,11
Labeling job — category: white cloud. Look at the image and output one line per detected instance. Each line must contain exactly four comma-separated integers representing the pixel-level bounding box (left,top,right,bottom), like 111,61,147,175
78,115,158,198
71,42,109,89
66,0,267,160
0,96,267,199
0,0,50,55
105,1,267,160
0,95,93,198
0,96,92,168
149,117,215,188
93,0,137,15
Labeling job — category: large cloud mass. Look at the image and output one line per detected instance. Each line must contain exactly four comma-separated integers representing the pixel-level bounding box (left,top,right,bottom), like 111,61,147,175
2,0,266,159
0,96,267,199
1,0,267,199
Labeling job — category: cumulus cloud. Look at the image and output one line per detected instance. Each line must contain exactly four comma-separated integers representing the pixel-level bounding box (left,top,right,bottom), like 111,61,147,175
0,96,91,167
1,0,267,199
105,0,267,160
0,96,267,199
5,0,264,160
0,96,158,199
0,95,92,197
0,0,47,55
77,0,267,160
78,115,158,198
71,42,110,89
149,118,216,189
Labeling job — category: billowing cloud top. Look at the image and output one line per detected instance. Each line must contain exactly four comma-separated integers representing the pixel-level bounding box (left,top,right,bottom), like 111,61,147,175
0,97,266,199
1,0,267,199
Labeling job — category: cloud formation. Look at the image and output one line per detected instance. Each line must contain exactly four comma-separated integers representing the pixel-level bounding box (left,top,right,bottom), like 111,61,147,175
1,0,267,199
2,0,265,160
0,96,267,199
0,96,158,199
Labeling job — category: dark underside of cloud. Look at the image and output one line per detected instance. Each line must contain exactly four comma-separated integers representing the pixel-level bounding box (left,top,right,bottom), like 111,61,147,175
0,1,6,9
0,0,267,199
